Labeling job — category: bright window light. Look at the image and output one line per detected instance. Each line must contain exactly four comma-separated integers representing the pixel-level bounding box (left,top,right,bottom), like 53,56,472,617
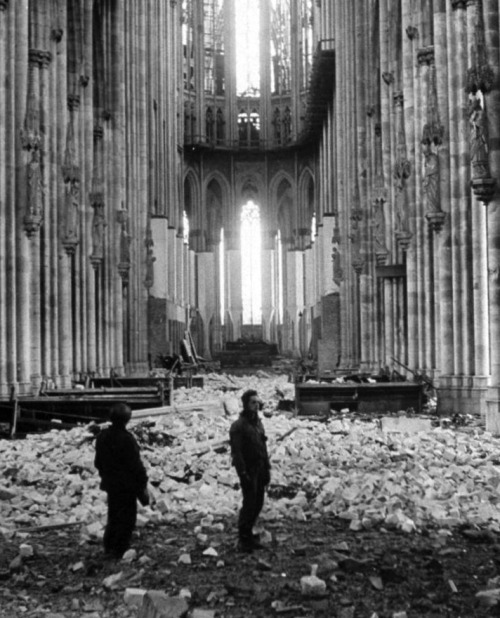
183,211,190,245
235,0,261,95
241,201,262,324
220,227,225,325
277,229,283,323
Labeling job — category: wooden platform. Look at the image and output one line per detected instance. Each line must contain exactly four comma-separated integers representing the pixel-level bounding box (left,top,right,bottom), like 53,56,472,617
1,382,172,434
295,382,424,416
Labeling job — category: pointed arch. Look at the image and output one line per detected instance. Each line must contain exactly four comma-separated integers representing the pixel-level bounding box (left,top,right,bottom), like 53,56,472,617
270,171,295,246
297,167,316,247
206,178,224,248
184,169,202,250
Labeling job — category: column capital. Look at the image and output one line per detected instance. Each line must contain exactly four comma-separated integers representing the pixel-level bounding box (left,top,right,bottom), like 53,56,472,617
51,28,64,43
382,71,394,86
417,46,435,66
406,26,418,40
393,91,404,107
471,177,497,204
28,49,52,68
94,125,104,141
425,211,446,232
451,0,467,9
68,94,81,111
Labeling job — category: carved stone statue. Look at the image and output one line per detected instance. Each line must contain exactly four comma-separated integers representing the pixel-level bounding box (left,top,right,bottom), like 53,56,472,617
422,141,440,213
469,97,490,179
373,198,387,252
144,224,156,289
90,201,106,265
63,177,80,253
24,146,44,236
332,245,344,285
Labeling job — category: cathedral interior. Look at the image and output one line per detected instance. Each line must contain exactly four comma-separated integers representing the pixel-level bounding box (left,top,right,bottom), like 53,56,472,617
1,0,500,428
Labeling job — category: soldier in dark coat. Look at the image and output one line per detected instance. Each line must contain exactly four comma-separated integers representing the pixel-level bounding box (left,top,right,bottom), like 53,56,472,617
95,403,149,558
229,389,271,553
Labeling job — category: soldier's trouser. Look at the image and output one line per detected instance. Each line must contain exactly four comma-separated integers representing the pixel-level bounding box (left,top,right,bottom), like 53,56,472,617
103,490,137,557
238,472,266,542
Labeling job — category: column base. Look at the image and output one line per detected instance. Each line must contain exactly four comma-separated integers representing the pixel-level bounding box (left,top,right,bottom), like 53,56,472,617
486,387,500,435
437,375,489,416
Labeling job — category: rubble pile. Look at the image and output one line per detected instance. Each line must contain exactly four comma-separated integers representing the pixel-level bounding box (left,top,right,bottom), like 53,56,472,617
1,374,500,542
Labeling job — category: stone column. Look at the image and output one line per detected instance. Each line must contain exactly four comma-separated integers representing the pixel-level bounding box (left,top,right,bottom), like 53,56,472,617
283,249,303,356
225,230,243,342
197,252,216,359
466,0,491,409
0,1,7,394
19,40,49,392
7,3,27,391
261,231,276,343
433,0,455,405
482,0,500,429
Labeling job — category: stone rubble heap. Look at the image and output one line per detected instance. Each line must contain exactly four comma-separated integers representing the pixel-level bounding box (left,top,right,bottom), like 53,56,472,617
1,373,500,541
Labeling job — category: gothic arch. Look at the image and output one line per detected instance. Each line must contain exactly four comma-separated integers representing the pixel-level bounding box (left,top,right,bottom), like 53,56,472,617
297,168,316,247
205,178,224,248
184,169,202,250
204,170,231,214
270,172,295,245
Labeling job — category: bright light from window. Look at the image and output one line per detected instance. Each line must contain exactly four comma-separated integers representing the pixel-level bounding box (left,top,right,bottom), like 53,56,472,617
183,211,190,245
311,212,316,243
276,229,283,323
235,0,261,95
241,201,262,324
220,227,225,325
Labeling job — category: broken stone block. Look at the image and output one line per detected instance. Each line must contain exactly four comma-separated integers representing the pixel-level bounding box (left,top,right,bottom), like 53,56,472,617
9,555,23,572
381,416,431,434
19,543,34,557
300,564,327,597
122,549,137,562
124,588,147,608
191,610,216,618
178,553,191,565
476,588,500,607
103,571,124,589
138,592,189,618
0,485,17,500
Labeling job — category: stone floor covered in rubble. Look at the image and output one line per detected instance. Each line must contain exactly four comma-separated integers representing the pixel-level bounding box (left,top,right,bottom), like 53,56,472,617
2,372,500,618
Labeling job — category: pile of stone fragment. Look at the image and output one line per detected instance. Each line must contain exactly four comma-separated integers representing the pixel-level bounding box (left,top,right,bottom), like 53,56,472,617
2,372,500,543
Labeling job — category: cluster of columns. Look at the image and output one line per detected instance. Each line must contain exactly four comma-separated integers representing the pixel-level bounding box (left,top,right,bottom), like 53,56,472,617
0,1,189,394
314,0,500,418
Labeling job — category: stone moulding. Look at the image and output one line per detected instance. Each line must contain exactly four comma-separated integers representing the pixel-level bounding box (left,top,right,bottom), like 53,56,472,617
375,249,389,266
417,46,434,66
425,211,446,233
406,26,418,40
471,177,497,204
28,49,52,69
466,64,495,95
395,230,412,249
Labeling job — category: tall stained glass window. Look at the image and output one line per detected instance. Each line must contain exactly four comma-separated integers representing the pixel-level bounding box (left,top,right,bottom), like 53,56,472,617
204,0,225,95
270,0,291,94
235,0,261,96
241,201,262,324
